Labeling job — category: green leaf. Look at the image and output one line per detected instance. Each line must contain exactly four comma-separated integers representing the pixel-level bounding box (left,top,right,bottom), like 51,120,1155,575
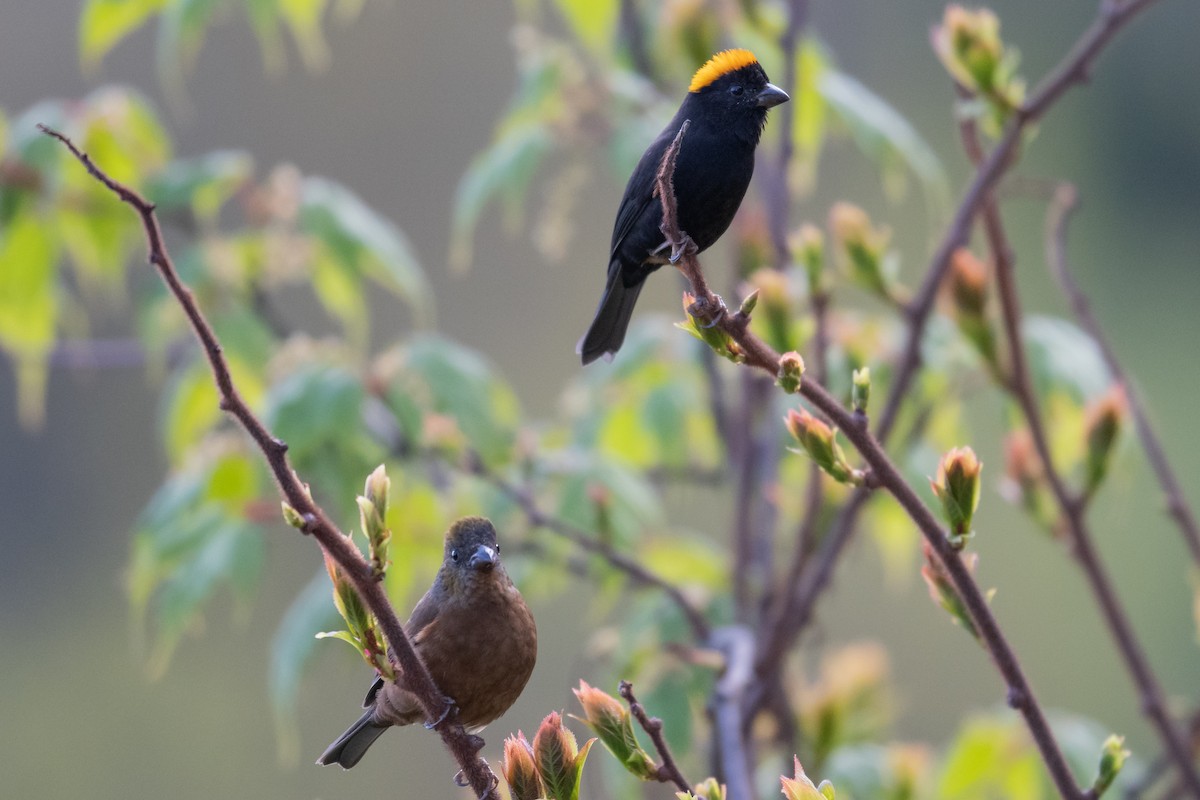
385,334,521,467
0,212,59,427
269,572,340,758
278,0,331,70
790,36,830,193
80,0,167,67
449,121,552,269
1023,316,1110,403
149,519,264,675
160,360,221,463
552,0,617,55
311,247,368,348
147,150,254,223
820,69,950,224
265,364,365,454
938,714,1050,799
301,175,432,324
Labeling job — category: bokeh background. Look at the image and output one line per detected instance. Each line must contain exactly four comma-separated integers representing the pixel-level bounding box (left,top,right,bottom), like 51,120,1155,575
2,1,1198,797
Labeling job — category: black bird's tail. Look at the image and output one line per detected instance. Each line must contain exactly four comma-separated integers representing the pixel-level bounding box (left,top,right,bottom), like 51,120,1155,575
317,709,389,769
578,266,644,364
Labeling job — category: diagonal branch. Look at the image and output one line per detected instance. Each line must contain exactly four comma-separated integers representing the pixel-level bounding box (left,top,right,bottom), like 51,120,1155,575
619,680,692,792
1046,184,1200,565
41,125,498,799
655,122,1088,800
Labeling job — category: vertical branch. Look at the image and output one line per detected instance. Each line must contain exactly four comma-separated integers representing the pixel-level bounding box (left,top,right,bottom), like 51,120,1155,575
42,126,498,799
709,627,756,800
1046,184,1200,565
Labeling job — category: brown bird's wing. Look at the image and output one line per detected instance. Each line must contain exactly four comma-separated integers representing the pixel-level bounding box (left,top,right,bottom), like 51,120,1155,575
403,582,443,639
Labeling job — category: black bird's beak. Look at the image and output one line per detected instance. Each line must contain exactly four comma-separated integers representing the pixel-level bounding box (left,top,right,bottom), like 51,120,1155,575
756,83,790,108
468,545,496,573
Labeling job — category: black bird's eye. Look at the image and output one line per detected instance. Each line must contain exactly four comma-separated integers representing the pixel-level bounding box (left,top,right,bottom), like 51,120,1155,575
729,84,744,96
494,545,500,554
450,548,459,562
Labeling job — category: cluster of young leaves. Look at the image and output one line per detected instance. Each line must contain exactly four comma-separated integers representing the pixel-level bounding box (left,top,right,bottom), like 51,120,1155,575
79,0,376,96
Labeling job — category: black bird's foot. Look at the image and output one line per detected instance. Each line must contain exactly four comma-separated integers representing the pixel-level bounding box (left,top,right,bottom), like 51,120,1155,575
668,234,698,264
688,294,728,328
424,695,458,730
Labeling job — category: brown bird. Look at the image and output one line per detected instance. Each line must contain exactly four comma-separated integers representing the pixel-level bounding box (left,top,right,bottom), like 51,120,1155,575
317,516,537,769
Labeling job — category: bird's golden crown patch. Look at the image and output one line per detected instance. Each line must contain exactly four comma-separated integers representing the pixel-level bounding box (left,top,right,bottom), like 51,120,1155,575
689,49,760,92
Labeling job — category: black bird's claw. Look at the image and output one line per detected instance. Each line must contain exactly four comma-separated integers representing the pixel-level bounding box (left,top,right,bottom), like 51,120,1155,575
689,294,728,329
668,234,697,264
424,696,458,730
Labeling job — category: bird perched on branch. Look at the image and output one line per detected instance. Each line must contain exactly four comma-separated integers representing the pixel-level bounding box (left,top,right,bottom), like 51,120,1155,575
317,517,537,769
578,49,789,364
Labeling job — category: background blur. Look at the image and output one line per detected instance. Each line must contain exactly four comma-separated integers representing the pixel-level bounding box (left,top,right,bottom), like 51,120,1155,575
2,1,1198,797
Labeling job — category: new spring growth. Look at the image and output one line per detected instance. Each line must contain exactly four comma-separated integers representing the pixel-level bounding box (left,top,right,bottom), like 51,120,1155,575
792,223,826,298
931,5,1024,118
1082,385,1127,496
678,778,727,800
921,539,990,641
777,351,806,394
931,447,982,549
357,464,391,578
852,367,870,415
502,732,544,800
677,292,743,362
318,549,394,680
945,248,998,369
571,681,657,780
780,756,836,800
785,407,864,485
829,202,892,300
532,712,595,800
281,502,306,530
1090,735,1129,797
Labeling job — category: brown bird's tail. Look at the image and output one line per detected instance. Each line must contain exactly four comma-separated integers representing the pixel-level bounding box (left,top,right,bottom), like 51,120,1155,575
317,709,389,769
578,266,645,365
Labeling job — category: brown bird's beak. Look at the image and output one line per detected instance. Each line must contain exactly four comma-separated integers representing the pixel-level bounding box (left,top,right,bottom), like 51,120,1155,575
468,544,496,573
756,83,789,108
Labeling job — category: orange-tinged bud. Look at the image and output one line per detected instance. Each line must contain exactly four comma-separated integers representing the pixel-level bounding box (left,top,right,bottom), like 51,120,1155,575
533,711,594,800
776,351,806,394
829,202,893,298
572,681,656,780
932,446,982,545
785,408,861,485
1083,385,1126,494
946,248,989,317
780,756,835,800
502,732,543,800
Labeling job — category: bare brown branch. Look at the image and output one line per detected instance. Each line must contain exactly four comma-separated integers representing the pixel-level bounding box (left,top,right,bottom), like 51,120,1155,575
619,680,691,792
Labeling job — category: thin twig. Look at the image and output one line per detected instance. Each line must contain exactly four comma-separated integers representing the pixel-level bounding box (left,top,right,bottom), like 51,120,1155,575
459,453,712,642
1046,184,1200,565
655,123,1087,800
618,680,691,792
42,125,498,799
957,111,1200,796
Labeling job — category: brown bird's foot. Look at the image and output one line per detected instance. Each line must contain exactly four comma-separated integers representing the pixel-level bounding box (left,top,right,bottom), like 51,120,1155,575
424,695,458,730
453,760,498,794
688,294,728,328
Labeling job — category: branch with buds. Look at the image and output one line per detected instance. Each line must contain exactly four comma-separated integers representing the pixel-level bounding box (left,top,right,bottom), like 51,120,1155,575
40,126,499,800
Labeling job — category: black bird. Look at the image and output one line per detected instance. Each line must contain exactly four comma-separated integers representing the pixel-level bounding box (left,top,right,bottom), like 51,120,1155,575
317,517,537,769
578,49,789,364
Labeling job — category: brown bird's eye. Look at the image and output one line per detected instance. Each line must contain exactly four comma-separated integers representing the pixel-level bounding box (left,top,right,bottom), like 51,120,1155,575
450,549,459,562
729,84,744,96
